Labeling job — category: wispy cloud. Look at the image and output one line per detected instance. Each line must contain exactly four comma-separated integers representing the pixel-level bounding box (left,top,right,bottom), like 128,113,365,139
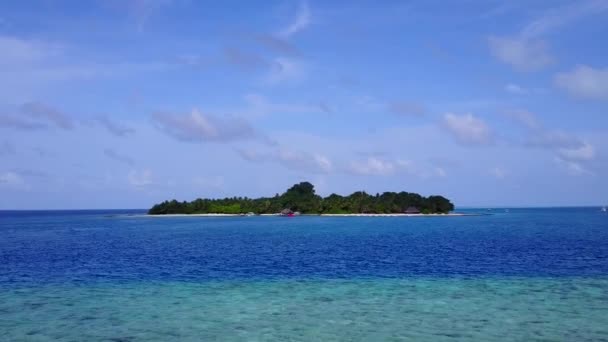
435,167,447,178
347,157,400,176
505,83,528,95
0,115,47,130
504,84,547,96
0,34,173,93
265,57,305,84
525,130,586,150
152,109,269,144
488,36,554,72
554,157,593,176
0,35,61,66
241,93,322,117
237,147,331,174
0,102,73,131
0,171,29,190
503,109,539,129
557,142,595,162
20,102,74,130
104,148,135,166
440,113,493,146
115,0,174,32
521,0,608,38
554,65,608,101
278,1,311,39
128,169,154,187
490,167,508,180
345,156,435,178
96,116,136,137
510,109,597,175
487,0,608,72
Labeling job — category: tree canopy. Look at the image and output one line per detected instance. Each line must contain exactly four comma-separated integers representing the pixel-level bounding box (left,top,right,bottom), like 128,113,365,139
148,181,454,215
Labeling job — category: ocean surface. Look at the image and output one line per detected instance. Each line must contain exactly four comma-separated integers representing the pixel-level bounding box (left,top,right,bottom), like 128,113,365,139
1,208,607,341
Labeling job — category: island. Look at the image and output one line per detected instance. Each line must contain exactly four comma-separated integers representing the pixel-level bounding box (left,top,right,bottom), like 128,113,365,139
148,182,455,215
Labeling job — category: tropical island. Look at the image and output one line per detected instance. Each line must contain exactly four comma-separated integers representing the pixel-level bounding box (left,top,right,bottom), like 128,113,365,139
148,182,454,215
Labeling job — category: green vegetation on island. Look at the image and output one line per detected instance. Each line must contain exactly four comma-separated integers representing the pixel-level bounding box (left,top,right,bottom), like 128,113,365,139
148,182,454,215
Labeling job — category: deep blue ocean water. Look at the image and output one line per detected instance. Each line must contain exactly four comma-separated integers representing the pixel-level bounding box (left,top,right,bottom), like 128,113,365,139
1,208,607,341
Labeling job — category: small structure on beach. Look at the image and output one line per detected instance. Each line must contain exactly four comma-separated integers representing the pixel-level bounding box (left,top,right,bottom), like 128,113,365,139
280,208,294,216
404,206,421,214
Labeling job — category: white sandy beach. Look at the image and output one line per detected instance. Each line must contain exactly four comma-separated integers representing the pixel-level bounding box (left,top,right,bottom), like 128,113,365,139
319,213,467,217
145,213,468,217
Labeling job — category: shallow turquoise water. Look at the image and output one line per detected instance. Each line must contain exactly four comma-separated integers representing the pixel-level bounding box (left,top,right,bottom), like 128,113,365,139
2,278,608,341
1,208,607,340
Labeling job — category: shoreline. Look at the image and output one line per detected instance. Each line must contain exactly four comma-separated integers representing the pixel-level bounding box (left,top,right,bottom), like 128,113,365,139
319,213,467,217
144,213,471,217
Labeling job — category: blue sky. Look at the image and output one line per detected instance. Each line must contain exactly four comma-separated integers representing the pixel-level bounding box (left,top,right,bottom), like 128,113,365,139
1,0,607,209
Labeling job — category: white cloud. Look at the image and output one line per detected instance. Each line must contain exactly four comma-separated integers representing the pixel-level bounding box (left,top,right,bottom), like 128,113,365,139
265,57,305,84
123,0,174,32
504,109,539,129
312,154,332,173
558,142,595,161
521,0,608,38
242,93,321,117
237,147,332,174
348,157,396,176
0,114,45,130
488,1,608,72
554,157,593,176
275,148,332,173
280,151,329,173
0,34,171,95
128,169,153,187
509,109,597,172
441,113,493,146
96,116,136,137
505,83,528,95
0,171,28,189
278,1,310,39
152,109,266,144
435,167,447,177
506,110,592,159
20,102,74,130
490,167,508,179
0,35,61,66
488,36,553,72
346,157,420,177
525,130,584,150
554,65,608,100
0,101,73,131
353,95,384,112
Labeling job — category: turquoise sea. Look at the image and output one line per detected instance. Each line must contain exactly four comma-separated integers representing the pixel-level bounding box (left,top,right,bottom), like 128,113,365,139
1,208,607,341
